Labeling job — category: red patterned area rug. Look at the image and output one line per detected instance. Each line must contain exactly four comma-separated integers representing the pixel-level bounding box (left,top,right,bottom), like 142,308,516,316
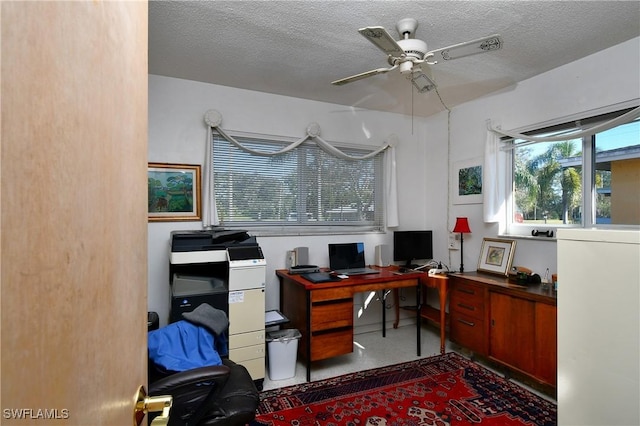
251,352,556,426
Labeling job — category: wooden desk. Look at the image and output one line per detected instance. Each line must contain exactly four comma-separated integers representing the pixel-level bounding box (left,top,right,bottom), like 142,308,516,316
277,267,423,382
393,273,449,354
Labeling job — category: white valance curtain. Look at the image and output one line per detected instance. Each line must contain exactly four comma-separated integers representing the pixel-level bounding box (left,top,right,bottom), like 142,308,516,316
482,105,640,223
201,109,399,228
491,106,640,149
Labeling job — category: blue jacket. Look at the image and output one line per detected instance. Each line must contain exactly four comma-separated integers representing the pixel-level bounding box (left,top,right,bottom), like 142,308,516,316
148,320,228,372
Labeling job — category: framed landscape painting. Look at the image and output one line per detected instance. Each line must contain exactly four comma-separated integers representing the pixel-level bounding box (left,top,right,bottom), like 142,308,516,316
148,163,201,222
453,157,483,205
477,238,517,276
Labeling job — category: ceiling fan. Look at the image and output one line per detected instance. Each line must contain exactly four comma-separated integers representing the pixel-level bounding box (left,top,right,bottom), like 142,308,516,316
331,18,503,93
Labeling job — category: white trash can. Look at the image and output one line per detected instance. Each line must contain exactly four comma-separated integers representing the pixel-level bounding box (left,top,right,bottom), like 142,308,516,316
266,329,301,380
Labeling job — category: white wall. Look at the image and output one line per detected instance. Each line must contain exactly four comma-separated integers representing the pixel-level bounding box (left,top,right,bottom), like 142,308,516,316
148,76,450,326
447,37,639,276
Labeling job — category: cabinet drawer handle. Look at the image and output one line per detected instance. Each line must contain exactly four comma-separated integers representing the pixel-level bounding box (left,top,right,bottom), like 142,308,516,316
457,303,476,311
458,288,475,295
457,319,475,327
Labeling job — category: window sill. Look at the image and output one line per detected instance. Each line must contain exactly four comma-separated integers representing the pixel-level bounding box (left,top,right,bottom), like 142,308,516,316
502,223,638,241
222,225,385,238
498,234,557,242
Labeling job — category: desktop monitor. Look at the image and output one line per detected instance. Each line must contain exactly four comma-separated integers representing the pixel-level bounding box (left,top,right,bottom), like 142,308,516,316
393,230,433,268
328,242,365,270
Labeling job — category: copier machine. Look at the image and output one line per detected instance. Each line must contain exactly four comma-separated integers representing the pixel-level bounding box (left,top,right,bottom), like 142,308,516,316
169,229,266,387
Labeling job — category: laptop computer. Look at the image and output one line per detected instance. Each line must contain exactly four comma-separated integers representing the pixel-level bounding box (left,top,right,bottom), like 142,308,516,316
328,242,379,276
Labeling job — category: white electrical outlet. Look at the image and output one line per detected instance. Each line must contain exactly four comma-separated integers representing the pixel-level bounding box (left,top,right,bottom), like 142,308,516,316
448,233,460,250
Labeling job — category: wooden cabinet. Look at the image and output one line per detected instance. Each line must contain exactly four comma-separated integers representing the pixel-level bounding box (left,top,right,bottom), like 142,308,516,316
449,273,557,389
534,302,557,385
449,279,487,355
489,292,536,374
489,291,556,387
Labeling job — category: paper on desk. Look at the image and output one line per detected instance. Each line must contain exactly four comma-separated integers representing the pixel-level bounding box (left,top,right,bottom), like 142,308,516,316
265,310,286,323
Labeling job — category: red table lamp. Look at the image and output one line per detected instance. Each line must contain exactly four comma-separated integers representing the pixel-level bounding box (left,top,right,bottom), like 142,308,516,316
453,217,471,272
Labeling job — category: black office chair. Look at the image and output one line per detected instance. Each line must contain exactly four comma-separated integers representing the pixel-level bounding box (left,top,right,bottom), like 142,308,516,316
146,311,259,426
147,358,259,426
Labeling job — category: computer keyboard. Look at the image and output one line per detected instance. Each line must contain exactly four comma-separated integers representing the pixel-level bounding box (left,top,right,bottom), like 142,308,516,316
334,267,380,276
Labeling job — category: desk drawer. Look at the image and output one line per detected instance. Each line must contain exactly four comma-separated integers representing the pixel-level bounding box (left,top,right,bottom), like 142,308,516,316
229,330,265,350
229,344,266,364
450,282,484,319
450,313,486,354
311,287,351,302
311,300,353,331
450,296,484,319
311,328,352,361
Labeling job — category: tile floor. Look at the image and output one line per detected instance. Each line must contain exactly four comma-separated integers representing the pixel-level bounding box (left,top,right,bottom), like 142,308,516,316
262,323,556,403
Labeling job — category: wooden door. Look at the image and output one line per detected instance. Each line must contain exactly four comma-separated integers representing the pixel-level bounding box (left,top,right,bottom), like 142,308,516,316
1,2,149,425
489,292,535,373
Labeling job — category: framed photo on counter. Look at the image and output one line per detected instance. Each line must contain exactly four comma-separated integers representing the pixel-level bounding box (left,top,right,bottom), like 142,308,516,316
477,238,516,276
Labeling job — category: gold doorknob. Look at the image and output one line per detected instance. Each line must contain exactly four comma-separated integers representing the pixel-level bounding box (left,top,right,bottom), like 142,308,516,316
134,385,172,426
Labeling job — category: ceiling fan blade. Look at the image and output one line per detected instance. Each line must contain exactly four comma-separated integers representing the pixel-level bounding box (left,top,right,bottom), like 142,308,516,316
427,34,503,62
331,66,397,86
358,26,405,57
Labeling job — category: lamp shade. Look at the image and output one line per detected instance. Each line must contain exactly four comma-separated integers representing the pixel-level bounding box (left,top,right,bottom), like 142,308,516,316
453,217,471,234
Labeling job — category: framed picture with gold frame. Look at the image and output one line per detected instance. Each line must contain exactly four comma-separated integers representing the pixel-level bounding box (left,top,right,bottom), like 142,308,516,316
477,238,516,276
148,163,201,222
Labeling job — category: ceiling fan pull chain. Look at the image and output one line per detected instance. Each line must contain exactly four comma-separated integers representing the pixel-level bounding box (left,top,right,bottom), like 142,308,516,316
411,81,415,135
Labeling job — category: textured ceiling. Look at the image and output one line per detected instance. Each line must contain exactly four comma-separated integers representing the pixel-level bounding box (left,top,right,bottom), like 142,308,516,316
149,1,640,118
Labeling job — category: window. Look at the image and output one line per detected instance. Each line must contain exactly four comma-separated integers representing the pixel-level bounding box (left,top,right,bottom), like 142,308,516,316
212,132,384,231
512,136,584,226
509,108,639,233
593,120,640,225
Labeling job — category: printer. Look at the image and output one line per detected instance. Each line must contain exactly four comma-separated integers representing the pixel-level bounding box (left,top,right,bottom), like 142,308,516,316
170,229,260,264
169,229,258,322
170,274,228,324
169,228,267,388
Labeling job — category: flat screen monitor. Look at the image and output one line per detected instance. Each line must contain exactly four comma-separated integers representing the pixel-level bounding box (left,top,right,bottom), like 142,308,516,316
328,242,366,270
393,230,433,268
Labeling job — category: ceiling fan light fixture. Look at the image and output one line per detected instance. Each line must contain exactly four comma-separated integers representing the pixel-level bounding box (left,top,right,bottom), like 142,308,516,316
411,72,436,93
399,61,414,74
